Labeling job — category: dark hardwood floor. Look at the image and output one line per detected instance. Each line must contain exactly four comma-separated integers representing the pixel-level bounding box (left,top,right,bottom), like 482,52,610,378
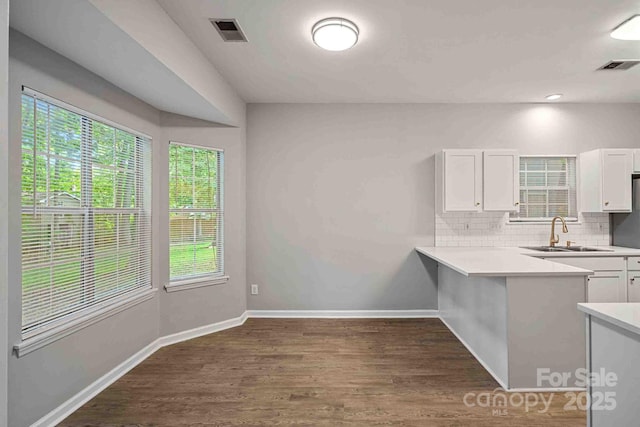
60,318,585,426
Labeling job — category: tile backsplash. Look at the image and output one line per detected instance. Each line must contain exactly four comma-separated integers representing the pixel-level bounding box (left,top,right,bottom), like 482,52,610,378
435,212,610,247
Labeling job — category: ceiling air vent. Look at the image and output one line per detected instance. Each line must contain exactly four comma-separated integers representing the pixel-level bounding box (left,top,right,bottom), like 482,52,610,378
597,60,640,71
210,19,248,42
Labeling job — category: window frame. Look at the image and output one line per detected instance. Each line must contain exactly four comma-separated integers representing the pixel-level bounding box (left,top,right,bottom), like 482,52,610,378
166,141,227,292
509,154,579,223
16,87,153,354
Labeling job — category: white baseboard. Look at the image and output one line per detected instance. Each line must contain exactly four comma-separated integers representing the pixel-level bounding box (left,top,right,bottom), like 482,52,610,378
31,312,248,427
32,309,438,425
158,311,248,347
33,309,516,427
30,339,161,427
246,309,439,318
35,308,581,426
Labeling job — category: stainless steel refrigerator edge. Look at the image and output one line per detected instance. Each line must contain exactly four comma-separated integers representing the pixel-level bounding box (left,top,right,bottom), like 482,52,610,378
612,177,640,248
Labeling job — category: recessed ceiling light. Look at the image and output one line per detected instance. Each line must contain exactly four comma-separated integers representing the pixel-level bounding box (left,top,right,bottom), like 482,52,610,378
312,17,359,51
611,15,640,40
545,94,563,101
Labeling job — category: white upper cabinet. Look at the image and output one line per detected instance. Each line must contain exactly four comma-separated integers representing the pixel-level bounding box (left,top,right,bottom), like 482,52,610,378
483,150,519,211
602,150,633,211
634,149,640,173
436,150,483,212
580,149,633,213
436,149,519,213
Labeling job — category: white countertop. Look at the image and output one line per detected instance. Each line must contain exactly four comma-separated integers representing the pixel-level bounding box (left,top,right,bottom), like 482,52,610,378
578,303,640,336
415,246,593,277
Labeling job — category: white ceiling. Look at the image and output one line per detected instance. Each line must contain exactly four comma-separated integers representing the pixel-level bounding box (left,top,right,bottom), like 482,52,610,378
157,0,640,103
10,0,236,125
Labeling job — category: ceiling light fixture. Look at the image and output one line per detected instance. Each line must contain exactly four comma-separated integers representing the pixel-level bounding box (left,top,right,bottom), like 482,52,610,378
312,17,359,51
611,15,640,40
545,94,563,101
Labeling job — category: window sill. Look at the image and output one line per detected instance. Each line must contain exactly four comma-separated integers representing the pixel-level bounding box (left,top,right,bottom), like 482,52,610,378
164,275,230,293
14,287,157,358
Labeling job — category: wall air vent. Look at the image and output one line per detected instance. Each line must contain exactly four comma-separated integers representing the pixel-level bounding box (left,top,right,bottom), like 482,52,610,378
597,60,640,70
210,19,248,42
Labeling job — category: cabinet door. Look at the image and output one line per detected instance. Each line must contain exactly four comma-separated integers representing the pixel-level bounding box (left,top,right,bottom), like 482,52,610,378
483,150,519,211
601,150,632,212
628,272,640,303
444,150,482,211
634,149,640,173
587,272,626,303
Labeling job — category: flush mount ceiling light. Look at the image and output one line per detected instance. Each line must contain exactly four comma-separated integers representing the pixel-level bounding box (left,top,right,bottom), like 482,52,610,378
545,94,563,101
611,15,640,40
312,17,359,51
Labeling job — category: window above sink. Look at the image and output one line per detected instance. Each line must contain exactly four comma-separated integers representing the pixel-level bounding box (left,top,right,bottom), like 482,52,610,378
510,156,578,223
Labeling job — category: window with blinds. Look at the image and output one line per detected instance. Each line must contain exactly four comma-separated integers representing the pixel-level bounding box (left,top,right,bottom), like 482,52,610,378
510,156,577,221
21,89,151,338
169,143,224,282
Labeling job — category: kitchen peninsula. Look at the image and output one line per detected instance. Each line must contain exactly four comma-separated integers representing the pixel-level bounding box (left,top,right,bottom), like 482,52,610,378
416,246,592,391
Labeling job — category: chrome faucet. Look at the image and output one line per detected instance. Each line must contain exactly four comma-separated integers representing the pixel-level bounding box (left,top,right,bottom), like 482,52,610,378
549,216,569,247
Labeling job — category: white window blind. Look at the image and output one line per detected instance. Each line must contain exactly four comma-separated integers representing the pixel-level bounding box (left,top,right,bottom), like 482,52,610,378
169,142,224,282
510,156,577,221
21,89,152,338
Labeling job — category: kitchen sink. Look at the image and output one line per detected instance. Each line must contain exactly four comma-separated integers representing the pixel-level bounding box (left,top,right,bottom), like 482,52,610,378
563,246,614,252
522,246,571,252
521,246,613,253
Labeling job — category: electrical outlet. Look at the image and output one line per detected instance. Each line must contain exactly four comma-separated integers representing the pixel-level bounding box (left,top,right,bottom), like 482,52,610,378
251,284,259,295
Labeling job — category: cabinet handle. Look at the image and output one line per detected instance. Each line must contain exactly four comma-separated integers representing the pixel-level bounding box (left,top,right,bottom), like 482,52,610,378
475,202,480,206
631,278,635,284
515,202,520,206
605,202,610,206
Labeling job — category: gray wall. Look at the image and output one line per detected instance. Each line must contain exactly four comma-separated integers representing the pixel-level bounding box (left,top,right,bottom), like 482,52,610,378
7,31,246,426
0,0,9,424
8,30,159,427
158,112,247,336
246,103,640,310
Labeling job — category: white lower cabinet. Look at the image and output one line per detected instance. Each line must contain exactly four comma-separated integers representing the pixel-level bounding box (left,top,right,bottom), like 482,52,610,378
628,271,640,303
627,257,640,302
587,272,626,303
545,257,627,303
